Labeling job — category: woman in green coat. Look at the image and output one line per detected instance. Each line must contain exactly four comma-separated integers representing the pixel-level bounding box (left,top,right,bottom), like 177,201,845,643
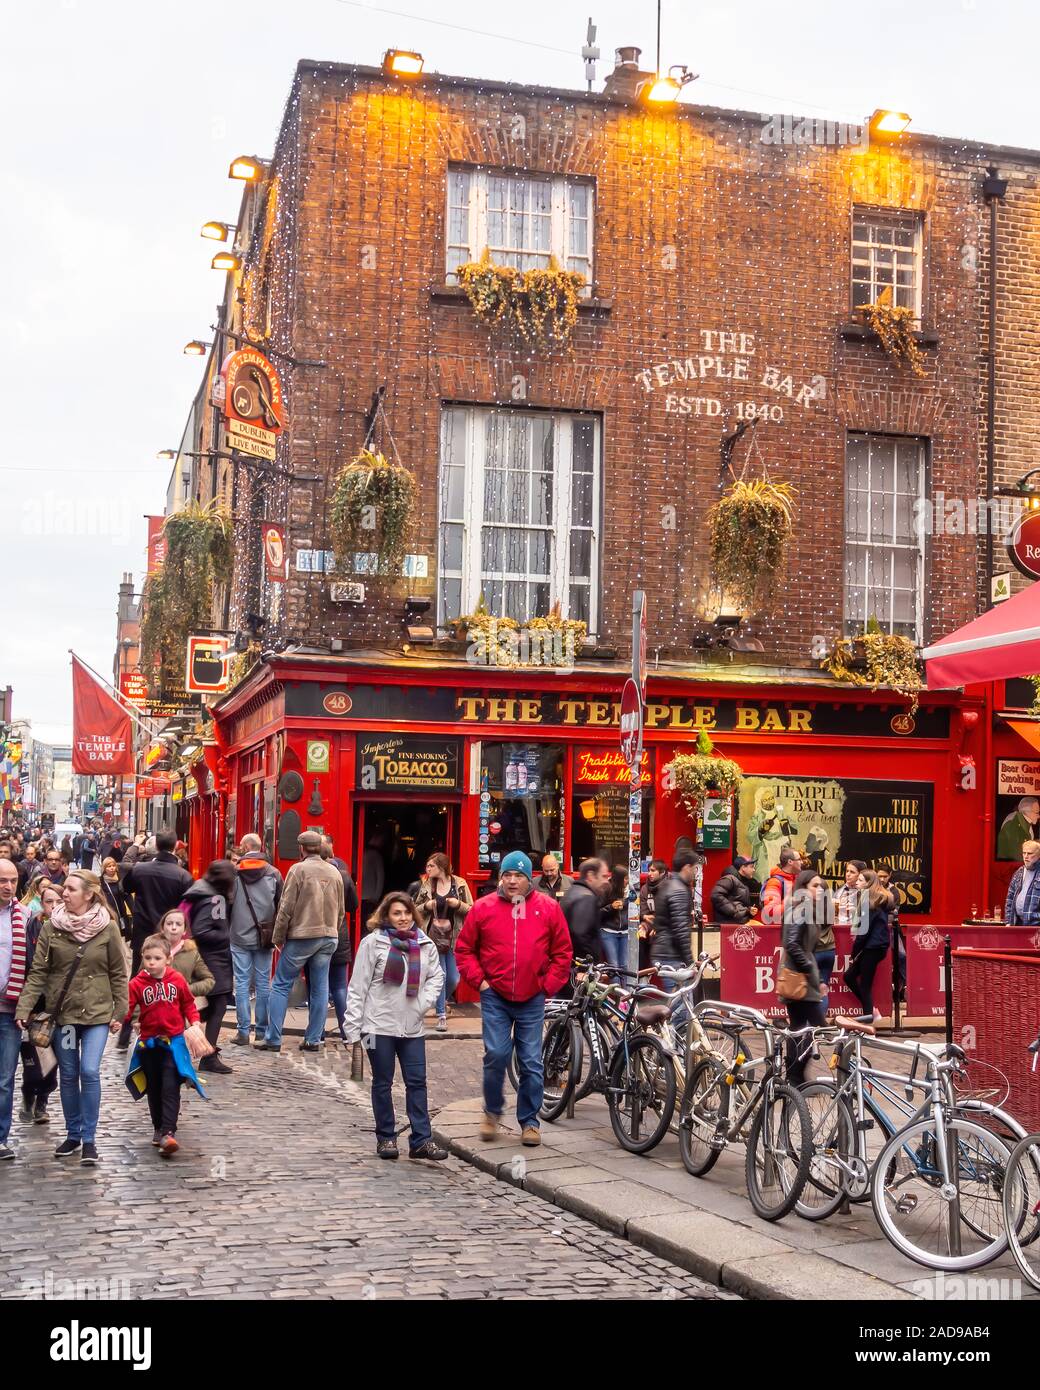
16,869,128,1166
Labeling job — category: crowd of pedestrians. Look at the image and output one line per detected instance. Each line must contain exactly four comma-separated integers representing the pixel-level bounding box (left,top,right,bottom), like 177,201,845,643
0,817,908,1170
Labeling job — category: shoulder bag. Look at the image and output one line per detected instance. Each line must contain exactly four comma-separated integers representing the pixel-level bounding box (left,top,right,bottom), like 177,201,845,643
775,965,808,1002
240,878,275,950
27,944,87,1049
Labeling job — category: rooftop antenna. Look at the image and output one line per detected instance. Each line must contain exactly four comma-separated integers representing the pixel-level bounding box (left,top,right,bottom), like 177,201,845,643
582,17,600,93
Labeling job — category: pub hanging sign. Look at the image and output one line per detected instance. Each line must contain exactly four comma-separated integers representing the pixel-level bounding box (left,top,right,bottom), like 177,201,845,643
220,348,285,461
356,734,461,792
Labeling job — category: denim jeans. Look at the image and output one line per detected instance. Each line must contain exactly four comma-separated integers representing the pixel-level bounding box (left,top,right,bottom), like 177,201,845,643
601,930,628,973
231,945,273,1038
55,1024,109,1144
434,950,460,1018
814,949,836,990
0,1013,22,1145
328,962,349,1037
654,958,690,1033
480,988,545,1130
367,1034,432,1150
265,937,336,1046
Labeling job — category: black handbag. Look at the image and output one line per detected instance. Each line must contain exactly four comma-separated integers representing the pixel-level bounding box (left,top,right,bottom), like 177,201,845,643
27,944,87,1049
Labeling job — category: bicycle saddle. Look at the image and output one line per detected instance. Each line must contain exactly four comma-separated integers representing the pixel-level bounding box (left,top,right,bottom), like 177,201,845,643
634,1003,672,1026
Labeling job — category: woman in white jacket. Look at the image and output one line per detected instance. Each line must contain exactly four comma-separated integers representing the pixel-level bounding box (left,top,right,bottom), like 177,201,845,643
344,892,448,1161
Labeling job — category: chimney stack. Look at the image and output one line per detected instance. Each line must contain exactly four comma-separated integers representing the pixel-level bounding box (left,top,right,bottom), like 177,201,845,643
602,46,654,102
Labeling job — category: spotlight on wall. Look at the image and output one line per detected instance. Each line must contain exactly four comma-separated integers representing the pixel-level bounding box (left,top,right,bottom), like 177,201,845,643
211,251,241,272
201,221,236,242
383,49,425,77
228,156,267,181
643,65,697,104
869,109,911,140
402,596,434,641
183,340,209,356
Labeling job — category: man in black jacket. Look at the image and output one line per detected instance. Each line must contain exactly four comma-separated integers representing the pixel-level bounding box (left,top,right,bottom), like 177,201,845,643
561,859,610,965
117,828,193,1049
652,851,700,968
710,856,760,923
535,854,574,905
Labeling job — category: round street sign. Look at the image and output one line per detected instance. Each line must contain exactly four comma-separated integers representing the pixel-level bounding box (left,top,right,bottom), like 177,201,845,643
619,678,643,766
1008,507,1040,581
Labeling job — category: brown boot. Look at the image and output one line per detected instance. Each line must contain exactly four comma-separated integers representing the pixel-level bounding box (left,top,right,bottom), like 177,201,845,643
479,1112,500,1142
521,1126,541,1147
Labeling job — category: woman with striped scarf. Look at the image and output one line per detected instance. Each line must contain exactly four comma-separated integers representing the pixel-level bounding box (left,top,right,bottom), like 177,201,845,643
0,857,30,1159
343,892,447,1162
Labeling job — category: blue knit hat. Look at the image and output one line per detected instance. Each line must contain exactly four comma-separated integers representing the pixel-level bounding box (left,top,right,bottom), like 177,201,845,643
500,850,533,880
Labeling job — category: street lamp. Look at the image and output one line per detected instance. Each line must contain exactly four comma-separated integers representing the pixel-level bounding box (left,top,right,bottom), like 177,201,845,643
201,220,236,241
228,156,266,181
869,109,912,140
383,49,424,77
211,251,240,272
183,340,209,356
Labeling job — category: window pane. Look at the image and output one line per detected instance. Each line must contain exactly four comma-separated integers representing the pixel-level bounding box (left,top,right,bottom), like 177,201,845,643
529,530,550,575
442,522,463,571
572,472,593,526
570,530,591,577
531,581,550,616
441,577,462,621
569,584,590,626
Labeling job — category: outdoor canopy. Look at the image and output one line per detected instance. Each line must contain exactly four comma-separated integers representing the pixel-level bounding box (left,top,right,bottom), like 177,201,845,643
921,578,1040,689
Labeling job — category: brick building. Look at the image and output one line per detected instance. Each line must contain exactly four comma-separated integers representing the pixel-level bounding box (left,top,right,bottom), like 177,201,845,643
152,49,1040,981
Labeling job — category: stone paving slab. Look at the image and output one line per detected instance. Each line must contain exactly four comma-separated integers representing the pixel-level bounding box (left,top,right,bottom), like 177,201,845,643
433,1096,933,1300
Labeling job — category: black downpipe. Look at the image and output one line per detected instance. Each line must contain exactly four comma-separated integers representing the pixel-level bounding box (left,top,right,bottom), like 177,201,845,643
983,166,1008,607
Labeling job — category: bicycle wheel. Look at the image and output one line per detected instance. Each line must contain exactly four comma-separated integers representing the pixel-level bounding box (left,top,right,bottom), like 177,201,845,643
744,1081,812,1222
871,1116,1013,1272
540,1019,582,1122
796,1081,858,1222
678,1057,727,1177
606,1033,677,1154
1003,1134,1040,1291
957,1100,1040,1247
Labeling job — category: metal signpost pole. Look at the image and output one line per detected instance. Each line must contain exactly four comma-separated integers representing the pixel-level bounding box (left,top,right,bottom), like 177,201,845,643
624,592,647,980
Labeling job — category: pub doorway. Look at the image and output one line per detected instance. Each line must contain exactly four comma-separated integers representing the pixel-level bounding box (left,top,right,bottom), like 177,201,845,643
353,799,460,919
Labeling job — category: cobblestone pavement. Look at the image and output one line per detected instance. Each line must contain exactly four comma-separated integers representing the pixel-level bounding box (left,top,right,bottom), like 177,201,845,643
0,1040,731,1301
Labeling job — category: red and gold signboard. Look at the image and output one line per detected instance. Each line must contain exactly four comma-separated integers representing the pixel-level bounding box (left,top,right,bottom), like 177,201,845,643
220,348,284,461
574,747,653,788
120,672,149,707
263,522,288,582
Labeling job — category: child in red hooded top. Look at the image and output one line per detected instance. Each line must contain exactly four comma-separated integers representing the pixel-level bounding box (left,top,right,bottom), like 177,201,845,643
123,933,200,1157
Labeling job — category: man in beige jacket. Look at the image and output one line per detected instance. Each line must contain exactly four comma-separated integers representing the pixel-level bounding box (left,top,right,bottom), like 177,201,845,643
256,831,344,1053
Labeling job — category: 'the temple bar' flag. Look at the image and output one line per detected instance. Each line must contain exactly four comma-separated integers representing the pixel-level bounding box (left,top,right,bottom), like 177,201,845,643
72,655,133,774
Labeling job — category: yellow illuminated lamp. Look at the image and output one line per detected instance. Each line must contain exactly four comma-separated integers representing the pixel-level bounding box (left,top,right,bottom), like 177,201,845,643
383,49,424,77
211,251,240,272
869,109,911,139
156,450,176,461
228,155,265,181
200,221,233,242
579,798,597,821
645,74,682,104
183,340,207,356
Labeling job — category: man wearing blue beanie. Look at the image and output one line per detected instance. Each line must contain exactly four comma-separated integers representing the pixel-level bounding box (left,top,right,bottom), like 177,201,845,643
455,849,573,1146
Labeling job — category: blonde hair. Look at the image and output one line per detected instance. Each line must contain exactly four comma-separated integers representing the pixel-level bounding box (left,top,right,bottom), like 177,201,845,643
1023,840,1040,855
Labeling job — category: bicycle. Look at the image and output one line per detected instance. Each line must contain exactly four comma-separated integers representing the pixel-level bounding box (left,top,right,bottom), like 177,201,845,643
796,1024,1028,1270
675,1001,814,1221
1000,1035,1040,1291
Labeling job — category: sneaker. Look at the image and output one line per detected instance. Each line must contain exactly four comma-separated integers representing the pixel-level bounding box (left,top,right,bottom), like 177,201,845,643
479,1112,500,1142
299,1042,321,1052
0,1143,14,1161
19,1101,34,1124
521,1126,542,1148
80,1143,99,1166
199,1054,233,1074
253,1040,280,1052
409,1139,448,1161
151,1129,161,1147
230,1032,250,1047
376,1138,399,1160
158,1135,179,1158
54,1138,81,1159
32,1101,49,1125
435,1016,448,1033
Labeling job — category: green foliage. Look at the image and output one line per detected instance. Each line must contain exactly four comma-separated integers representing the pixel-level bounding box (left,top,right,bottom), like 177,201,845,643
456,251,585,349
140,502,233,694
823,632,921,714
708,477,795,610
329,449,416,578
666,749,744,816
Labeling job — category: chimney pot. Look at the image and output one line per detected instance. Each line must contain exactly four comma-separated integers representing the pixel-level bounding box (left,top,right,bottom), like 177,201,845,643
603,46,654,102
615,45,642,67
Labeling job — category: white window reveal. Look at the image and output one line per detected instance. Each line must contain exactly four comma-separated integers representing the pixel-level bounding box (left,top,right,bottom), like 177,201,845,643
445,167,593,287
438,406,600,632
851,208,923,317
844,433,926,644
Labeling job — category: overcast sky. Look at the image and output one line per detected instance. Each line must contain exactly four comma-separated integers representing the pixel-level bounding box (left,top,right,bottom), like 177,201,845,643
3,0,1037,744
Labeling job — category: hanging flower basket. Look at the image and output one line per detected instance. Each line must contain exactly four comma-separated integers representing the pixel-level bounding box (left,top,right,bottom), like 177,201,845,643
856,288,925,377
460,599,586,668
456,250,585,349
329,449,416,579
823,630,922,713
664,731,744,817
708,476,795,611
141,501,233,695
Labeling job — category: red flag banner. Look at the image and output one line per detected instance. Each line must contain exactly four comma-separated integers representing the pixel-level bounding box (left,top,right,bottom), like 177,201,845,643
72,656,134,774
146,516,167,575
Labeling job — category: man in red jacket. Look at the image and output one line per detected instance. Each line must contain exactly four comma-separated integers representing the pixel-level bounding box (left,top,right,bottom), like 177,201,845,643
760,846,802,925
455,850,572,1147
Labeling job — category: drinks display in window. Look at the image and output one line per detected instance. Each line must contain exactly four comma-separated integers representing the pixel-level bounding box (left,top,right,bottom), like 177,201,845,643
479,743,563,866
